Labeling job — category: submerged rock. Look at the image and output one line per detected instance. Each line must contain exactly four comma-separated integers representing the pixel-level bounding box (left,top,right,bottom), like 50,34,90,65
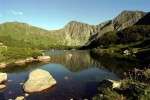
0,73,7,83
23,69,56,92
100,79,121,89
37,56,51,62
15,96,25,100
24,93,29,97
69,54,72,57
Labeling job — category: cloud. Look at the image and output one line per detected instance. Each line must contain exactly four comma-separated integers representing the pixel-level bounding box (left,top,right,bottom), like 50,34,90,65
10,10,23,15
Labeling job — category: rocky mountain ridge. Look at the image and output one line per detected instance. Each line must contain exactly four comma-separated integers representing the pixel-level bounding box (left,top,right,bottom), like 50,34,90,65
0,10,147,47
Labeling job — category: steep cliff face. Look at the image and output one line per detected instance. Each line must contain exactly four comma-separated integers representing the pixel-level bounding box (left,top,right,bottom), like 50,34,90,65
59,21,94,46
0,11,147,47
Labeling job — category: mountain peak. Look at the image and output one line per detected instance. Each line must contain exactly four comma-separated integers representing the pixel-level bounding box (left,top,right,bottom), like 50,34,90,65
67,21,89,26
121,10,145,13
114,10,146,24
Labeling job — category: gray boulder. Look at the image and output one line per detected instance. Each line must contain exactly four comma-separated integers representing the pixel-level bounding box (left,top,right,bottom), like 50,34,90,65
23,69,56,92
0,73,7,83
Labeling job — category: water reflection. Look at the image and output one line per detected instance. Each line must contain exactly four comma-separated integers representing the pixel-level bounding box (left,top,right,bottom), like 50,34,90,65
90,51,143,76
47,50,104,72
1,50,134,99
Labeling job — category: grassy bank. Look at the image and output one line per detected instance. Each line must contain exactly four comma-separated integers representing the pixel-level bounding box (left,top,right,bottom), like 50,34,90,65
93,66,150,100
0,46,42,63
91,38,150,64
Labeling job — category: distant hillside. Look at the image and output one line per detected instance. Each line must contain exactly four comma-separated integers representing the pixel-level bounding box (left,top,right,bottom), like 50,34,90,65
0,10,146,47
0,22,65,48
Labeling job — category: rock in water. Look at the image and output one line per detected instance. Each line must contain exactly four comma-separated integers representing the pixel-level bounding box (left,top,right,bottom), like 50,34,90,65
100,79,121,89
0,85,6,90
15,96,25,100
0,73,7,83
37,56,50,61
23,69,56,92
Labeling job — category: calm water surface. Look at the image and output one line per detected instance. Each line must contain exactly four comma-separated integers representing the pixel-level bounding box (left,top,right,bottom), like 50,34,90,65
1,50,140,100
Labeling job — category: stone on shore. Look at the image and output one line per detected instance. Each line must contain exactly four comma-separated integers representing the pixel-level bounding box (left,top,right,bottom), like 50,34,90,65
25,57,35,63
0,63,7,68
37,56,51,62
0,73,7,83
0,85,6,90
23,69,56,92
100,79,121,89
14,60,26,65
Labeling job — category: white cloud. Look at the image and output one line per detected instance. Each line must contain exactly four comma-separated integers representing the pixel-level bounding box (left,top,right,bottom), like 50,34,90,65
10,10,23,15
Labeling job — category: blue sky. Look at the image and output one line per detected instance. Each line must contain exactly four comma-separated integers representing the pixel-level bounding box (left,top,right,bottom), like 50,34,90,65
0,0,150,30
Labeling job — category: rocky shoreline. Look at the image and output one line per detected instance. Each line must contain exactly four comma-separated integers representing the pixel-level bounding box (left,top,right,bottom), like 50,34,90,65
0,55,51,69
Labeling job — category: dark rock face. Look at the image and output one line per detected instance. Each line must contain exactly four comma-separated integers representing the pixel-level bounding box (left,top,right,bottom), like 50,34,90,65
135,12,150,25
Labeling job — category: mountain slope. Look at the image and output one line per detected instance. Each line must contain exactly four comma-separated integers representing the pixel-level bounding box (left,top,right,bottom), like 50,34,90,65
0,10,146,47
0,22,65,47
95,11,146,37
56,10,146,46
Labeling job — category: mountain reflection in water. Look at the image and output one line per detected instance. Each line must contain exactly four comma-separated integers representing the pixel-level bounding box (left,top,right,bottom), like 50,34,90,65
0,50,123,100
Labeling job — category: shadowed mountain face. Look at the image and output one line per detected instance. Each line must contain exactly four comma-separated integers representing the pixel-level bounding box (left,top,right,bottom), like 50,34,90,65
0,11,146,47
135,12,150,25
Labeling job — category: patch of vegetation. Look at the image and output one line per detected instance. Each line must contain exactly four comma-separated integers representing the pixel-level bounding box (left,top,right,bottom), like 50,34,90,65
90,25,150,48
93,66,150,100
93,88,123,100
0,47,42,63
90,25,150,63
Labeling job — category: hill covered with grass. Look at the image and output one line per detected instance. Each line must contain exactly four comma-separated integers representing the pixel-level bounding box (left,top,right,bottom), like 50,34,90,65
0,11,146,48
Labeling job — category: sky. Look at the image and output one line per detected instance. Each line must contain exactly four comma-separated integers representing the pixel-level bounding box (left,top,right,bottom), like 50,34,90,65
0,0,150,30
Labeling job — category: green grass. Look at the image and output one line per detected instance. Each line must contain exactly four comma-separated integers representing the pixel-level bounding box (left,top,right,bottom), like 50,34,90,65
0,47,42,63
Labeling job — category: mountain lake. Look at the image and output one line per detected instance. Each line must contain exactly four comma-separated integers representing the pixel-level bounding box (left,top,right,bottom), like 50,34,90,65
0,50,143,100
